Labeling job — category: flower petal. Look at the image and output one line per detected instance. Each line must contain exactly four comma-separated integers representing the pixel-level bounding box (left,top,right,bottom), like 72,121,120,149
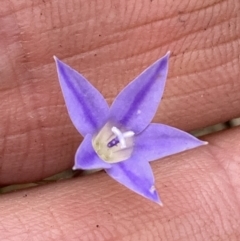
54,57,109,136
134,123,207,162
109,52,170,134
106,157,162,204
74,134,111,170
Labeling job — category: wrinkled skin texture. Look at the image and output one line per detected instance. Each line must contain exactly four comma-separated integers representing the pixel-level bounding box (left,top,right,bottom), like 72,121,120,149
0,0,240,240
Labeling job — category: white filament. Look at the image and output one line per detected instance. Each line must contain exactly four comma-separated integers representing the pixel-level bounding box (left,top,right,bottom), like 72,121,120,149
123,131,135,138
111,127,126,148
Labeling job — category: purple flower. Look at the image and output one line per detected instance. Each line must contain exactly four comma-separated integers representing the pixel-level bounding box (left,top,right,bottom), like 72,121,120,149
54,52,206,205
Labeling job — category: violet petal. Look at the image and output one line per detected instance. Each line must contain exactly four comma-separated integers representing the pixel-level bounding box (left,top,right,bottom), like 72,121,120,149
106,157,162,204
134,123,207,162
74,134,111,170
54,57,109,136
109,52,170,134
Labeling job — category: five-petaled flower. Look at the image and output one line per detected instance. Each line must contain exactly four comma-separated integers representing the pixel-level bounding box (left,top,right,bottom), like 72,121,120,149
54,52,206,205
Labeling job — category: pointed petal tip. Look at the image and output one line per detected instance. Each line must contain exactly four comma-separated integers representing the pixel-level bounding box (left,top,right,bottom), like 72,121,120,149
53,56,62,66
155,51,171,65
53,55,58,62
191,139,208,149
151,193,163,206
155,193,163,206
149,186,163,205
72,165,78,171
199,140,208,146
155,51,170,71
165,51,171,58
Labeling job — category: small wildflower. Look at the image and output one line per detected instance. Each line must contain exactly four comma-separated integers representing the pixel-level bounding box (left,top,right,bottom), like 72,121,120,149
54,52,206,204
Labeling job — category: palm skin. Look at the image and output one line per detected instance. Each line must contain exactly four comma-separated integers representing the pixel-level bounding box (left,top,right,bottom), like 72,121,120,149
0,0,239,240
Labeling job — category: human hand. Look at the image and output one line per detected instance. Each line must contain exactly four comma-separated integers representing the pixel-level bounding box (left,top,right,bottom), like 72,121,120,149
0,0,239,240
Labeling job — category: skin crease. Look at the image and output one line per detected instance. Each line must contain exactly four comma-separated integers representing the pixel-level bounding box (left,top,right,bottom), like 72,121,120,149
0,0,239,240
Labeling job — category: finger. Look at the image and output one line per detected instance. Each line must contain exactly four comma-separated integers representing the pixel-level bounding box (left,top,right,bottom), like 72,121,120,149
0,0,239,183
0,127,240,241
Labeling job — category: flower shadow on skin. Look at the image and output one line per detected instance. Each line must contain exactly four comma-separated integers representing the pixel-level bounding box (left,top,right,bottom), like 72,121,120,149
54,52,207,204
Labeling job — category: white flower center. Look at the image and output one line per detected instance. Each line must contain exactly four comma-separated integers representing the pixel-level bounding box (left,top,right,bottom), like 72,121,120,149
92,122,135,163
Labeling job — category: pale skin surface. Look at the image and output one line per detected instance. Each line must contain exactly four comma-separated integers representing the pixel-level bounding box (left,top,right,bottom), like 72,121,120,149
0,0,240,240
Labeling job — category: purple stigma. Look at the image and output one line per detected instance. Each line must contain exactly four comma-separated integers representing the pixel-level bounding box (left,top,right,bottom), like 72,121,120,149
107,137,119,148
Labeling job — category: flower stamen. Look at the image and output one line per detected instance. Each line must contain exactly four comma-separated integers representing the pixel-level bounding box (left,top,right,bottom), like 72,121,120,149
110,127,135,149
111,126,125,148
